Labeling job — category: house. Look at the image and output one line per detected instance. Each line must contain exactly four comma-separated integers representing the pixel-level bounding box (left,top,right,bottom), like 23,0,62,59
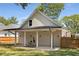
74,33,79,39
2,10,63,49
0,23,19,37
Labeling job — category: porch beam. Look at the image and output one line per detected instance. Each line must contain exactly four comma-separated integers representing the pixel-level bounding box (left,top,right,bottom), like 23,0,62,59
14,29,49,32
36,31,38,48
24,31,26,46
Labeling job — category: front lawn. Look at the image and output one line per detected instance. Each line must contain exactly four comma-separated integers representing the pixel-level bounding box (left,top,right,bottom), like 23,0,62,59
0,45,79,56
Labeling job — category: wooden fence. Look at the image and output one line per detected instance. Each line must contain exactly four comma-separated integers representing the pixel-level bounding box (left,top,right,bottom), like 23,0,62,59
0,37,15,44
61,37,79,48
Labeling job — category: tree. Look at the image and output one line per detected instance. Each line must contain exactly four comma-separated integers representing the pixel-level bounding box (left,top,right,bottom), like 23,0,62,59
9,17,18,24
17,3,64,19
16,3,29,9
61,14,79,34
37,3,64,19
0,16,18,26
0,16,6,24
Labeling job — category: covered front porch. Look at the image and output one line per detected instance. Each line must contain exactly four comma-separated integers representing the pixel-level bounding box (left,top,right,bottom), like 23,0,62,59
3,26,61,49
17,28,61,49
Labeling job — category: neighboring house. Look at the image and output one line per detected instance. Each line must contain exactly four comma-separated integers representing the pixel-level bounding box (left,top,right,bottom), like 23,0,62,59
0,31,14,37
0,23,18,37
0,23,19,44
1,10,71,49
74,33,79,39
62,29,71,37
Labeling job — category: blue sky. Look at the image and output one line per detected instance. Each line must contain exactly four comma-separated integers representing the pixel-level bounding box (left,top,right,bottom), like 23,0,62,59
0,3,79,24
59,3,79,19
0,3,39,24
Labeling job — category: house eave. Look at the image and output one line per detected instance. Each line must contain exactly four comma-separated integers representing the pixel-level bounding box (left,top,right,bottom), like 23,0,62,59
2,26,62,31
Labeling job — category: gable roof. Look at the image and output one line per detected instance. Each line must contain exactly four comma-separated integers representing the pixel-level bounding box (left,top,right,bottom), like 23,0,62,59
38,11,62,27
0,10,62,31
20,9,37,28
20,10,62,28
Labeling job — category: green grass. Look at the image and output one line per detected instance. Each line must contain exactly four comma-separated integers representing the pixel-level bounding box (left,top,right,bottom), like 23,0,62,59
0,45,79,56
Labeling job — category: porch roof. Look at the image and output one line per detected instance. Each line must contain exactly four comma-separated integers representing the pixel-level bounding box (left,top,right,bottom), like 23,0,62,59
2,26,62,31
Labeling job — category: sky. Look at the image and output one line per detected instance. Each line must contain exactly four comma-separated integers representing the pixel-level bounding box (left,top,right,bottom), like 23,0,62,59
0,3,39,24
0,3,79,24
59,3,79,19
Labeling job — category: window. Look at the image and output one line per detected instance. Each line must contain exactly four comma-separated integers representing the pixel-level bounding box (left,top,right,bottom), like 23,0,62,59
29,20,32,26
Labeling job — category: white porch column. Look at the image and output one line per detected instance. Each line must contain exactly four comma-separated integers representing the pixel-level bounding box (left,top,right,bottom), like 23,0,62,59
36,31,38,48
24,31,26,46
50,32,53,49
